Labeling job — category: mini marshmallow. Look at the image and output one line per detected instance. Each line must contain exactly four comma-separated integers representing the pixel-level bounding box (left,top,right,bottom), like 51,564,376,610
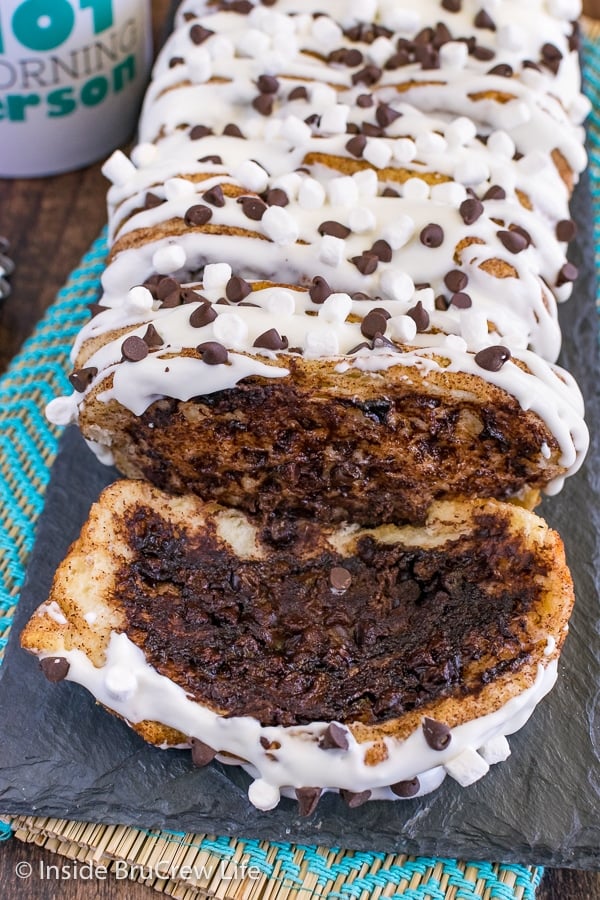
353,168,379,199
281,115,312,145
380,270,415,303
272,172,302,201
415,132,448,156
479,735,511,765
152,244,187,275
348,206,377,233
363,138,393,169
164,178,197,201
264,289,297,317
382,215,414,250
440,41,468,70
248,779,281,812
460,310,489,349
318,235,346,267
130,142,158,167
207,34,234,60
444,749,490,787
430,181,467,206
393,138,417,164
213,313,249,348
569,94,592,125
104,666,138,703
345,0,377,25
233,160,269,193
445,116,477,147
264,119,283,142
299,177,326,209
403,178,430,201
102,150,136,186
519,150,550,175
388,314,417,342
304,329,340,358
368,36,395,68
496,24,524,52
310,83,338,110
444,333,468,353
487,130,516,158
187,47,212,82
547,0,581,18
454,158,490,187
260,49,286,75
262,206,300,245
46,396,79,426
125,286,154,314
378,4,420,33
311,15,343,50
203,262,232,292
328,176,359,207
319,292,352,322
498,100,532,130
238,28,271,58
320,104,350,135
413,287,435,311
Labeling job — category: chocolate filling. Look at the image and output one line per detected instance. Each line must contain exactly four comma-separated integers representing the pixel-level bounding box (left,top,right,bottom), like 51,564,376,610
115,508,546,728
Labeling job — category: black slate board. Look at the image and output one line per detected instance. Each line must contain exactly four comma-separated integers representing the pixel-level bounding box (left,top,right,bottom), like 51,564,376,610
0,175,598,868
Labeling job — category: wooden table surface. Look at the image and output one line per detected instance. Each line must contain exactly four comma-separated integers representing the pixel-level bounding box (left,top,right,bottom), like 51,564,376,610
0,2,598,898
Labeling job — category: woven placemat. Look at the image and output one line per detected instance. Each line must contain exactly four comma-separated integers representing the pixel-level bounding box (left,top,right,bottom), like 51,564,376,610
2,32,600,900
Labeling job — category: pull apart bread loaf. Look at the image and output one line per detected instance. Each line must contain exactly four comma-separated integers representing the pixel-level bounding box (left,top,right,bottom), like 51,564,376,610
24,0,588,813
21,481,574,810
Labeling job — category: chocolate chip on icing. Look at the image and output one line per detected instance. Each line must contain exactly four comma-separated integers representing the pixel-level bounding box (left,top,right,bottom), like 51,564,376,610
541,42,563,75
181,288,205,304
420,223,444,248
483,185,506,201
143,324,164,348
391,777,421,798
340,789,372,808
361,122,383,138
157,277,180,300
459,197,484,225
265,188,289,207
382,187,400,197
199,155,222,165
309,276,332,304
144,191,165,209
407,301,430,332
361,309,389,339
474,9,496,30
197,341,229,365
169,56,184,68
346,135,367,158
202,185,225,207
40,657,70,683
497,230,528,254
511,225,532,248
257,74,279,93
296,787,322,817
556,220,577,243
320,722,350,751
472,45,495,61
442,0,462,11
352,252,379,275
69,367,98,392
371,240,393,262
422,717,452,751
253,93,274,116
190,125,213,140
475,345,512,371
444,270,468,293
450,292,472,309
253,328,289,350
557,262,579,286
330,566,352,593
488,63,513,77
239,196,267,221
352,65,382,86
288,85,308,101
189,302,217,328
191,738,217,766
223,122,245,138
318,221,351,239
385,50,411,70
190,24,214,44
376,103,401,127
328,47,363,67
226,276,251,302
435,295,450,311
185,204,213,226
122,336,149,362
356,93,374,108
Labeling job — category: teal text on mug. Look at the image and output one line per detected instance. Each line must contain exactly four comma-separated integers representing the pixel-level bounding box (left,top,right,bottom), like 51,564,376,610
0,0,152,177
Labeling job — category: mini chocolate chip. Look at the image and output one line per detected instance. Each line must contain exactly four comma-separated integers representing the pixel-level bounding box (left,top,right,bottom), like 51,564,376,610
227,0,253,11
556,219,577,243
483,185,506,201
488,63,513,77
385,50,411,70
288,85,308,101
223,122,245,137
181,288,205,304
361,122,384,138
309,276,332,304
40,657,70,683
169,56,184,67
474,9,496,30
373,333,397,351
260,736,270,749
371,239,392,262
226,275,251,302
346,134,366,157
143,324,163,348
459,197,484,225
356,93,374,108
382,187,400,197
361,309,389,339
304,113,321,128
330,566,352,593
340,789,372,808
352,65,382,86
472,45,495,61
474,345,512,371
265,188,289,207
442,0,461,9
432,22,452,48
347,341,371,354
190,125,213,140
189,302,217,328
253,328,289,350
422,717,452,751
191,738,217,766
414,27,433,45
444,269,468,293
391,777,421,798
199,154,223,165
296,787,322,817
318,220,351,239
160,290,181,309
144,191,165,209
197,341,229,365
69,367,98,392
511,225,532,248
376,103,401,127
203,185,225,207
185,204,213,227
253,93,274,116
157,277,180,300
257,74,279,94
435,295,449,311
523,59,542,72
420,223,444,248
497,229,528,254
407,301,430,332
415,45,440,70
122,336,149,362
542,42,563,63
451,292,472,309
352,292,373,302
190,24,214,44
239,196,267,221
352,252,379,275
320,722,350,750
557,262,579,286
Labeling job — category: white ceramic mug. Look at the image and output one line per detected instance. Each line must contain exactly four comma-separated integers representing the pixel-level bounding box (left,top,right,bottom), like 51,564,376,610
0,0,153,177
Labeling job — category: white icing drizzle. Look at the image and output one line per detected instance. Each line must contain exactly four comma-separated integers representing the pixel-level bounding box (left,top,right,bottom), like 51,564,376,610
38,631,558,809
